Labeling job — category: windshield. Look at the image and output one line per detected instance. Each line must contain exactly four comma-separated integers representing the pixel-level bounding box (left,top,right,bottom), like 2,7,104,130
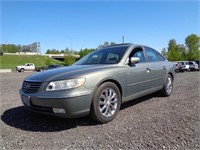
74,46,128,65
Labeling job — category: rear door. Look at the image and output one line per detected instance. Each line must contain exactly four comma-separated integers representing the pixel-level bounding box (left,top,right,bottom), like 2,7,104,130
143,47,167,88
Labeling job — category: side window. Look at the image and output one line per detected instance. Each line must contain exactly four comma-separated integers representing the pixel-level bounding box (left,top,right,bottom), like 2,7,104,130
145,47,163,62
87,54,103,64
129,48,146,63
105,53,119,64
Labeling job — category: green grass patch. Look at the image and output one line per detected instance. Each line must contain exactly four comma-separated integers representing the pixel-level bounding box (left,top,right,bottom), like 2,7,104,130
0,55,65,71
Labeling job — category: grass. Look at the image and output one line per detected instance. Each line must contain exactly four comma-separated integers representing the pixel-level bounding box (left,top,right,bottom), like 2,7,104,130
0,55,65,71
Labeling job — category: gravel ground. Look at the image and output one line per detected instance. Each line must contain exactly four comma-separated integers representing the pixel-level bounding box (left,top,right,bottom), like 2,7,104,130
0,72,199,150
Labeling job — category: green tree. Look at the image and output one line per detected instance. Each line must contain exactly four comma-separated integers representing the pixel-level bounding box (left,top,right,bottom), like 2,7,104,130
177,44,187,60
0,45,3,55
167,39,180,61
64,47,71,54
45,59,51,66
64,54,76,65
45,49,61,54
110,42,116,46
0,44,19,53
46,49,51,54
161,48,168,57
73,50,79,55
17,45,21,53
185,34,200,60
79,48,95,58
104,41,110,47
98,41,116,49
168,39,177,52
0,45,4,54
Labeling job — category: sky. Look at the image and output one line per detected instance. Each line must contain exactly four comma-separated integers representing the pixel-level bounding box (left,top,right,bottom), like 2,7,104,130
1,0,199,54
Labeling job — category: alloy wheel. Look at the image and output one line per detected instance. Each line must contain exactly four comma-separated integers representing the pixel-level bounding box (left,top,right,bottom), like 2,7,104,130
166,76,172,94
98,88,118,118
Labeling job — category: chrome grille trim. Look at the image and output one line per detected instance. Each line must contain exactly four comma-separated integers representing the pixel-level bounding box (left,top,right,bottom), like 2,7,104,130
22,81,42,93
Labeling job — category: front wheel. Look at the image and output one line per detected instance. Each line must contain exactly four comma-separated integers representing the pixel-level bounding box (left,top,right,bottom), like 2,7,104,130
159,74,173,97
90,82,121,123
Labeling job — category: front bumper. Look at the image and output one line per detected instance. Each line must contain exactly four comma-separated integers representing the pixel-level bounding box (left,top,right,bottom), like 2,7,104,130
19,88,93,118
190,66,198,71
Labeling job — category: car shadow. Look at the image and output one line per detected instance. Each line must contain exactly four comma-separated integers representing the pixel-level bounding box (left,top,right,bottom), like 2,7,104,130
1,106,98,132
1,92,160,132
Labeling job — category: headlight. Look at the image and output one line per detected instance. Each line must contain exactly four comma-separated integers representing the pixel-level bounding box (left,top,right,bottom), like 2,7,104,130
46,78,85,91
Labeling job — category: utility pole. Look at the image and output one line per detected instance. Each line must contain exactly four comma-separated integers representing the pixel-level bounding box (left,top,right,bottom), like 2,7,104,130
122,36,124,44
68,37,72,51
6,40,7,52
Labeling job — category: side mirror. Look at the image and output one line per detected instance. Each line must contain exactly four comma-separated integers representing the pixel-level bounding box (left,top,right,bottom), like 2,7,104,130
130,57,140,64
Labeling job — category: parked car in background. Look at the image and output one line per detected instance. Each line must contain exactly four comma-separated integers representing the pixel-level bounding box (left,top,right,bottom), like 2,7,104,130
173,62,184,73
174,61,190,72
47,64,64,70
194,60,199,71
16,63,46,72
189,61,199,71
182,61,190,71
16,63,35,72
35,66,46,72
20,43,175,123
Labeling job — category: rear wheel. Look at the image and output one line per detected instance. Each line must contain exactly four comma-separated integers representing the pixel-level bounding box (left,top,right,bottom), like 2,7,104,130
20,68,25,72
159,74,173,97
90,82,121,123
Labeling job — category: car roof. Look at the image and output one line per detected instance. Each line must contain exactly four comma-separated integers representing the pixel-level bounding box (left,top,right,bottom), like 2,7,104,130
104,43,152,49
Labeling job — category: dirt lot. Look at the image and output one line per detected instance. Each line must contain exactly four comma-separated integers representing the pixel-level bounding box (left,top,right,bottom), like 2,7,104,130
0,72,199,149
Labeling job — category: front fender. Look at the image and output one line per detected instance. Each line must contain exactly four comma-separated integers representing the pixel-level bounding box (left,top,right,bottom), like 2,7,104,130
83,69,127,100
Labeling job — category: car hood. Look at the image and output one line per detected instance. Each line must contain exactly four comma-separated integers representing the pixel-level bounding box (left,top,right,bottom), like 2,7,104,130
25,65,123,82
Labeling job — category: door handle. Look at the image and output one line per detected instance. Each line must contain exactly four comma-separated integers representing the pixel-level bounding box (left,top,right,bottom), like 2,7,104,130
146,68,151,73
163,66,166,70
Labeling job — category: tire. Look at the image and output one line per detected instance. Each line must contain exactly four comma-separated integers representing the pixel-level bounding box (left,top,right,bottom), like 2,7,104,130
20,68,25,72
159,74,173,97
90,82,121,123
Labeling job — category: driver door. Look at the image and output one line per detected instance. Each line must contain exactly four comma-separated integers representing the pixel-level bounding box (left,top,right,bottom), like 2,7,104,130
125,47,150,100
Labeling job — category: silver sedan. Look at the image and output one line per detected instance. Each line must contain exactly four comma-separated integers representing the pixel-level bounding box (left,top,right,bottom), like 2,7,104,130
20,43,175,123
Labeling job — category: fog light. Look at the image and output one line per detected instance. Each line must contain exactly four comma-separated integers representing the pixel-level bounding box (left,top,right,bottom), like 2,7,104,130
53,108,66,113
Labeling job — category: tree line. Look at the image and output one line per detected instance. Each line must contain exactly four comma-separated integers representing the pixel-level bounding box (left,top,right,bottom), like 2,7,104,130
161,34,200,61
1,34,199,63
0,44,39,54
0,44,21,54
45,41,116,55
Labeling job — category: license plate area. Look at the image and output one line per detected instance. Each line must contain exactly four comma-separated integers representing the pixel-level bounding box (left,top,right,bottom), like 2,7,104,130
22,96,30,107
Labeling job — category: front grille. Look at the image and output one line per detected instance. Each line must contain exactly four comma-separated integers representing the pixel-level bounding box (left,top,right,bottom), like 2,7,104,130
22,81,42,93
